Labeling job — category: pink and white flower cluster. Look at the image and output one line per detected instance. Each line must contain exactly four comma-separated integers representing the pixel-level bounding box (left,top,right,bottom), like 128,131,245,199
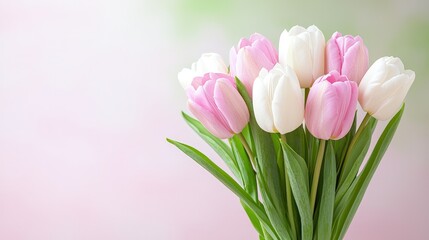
178,25,415,140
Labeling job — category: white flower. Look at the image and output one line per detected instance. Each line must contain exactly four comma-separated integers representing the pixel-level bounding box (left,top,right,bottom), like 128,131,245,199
359,56,415,120
253,64,304,134
279,25,325,88
177,53,228,89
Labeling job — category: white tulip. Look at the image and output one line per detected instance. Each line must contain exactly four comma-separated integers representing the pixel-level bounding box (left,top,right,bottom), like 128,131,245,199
177,53,228,89
279,25,325,88
359,56,415,120
253,63,304,134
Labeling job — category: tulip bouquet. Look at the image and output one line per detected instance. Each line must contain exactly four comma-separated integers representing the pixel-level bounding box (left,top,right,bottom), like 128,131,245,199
168,25,414,240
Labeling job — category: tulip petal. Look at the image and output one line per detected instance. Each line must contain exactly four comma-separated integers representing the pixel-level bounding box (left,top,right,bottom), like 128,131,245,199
291,36,314,88
341,41,360,78
235,48,258,93
252,37,279,64
248,46,276,71
359,59,389,110
310,27,326,81
236,47,276,95
201,79,233,130
238,37,252,48
372,72,414,120
306,80,336,140
326,34,342,74
279,25,325,88
320,85,340,139
214,78,250,134
331,81,351,138
272,73,304,134
331,81,358,139
196,53,228,74
229,33,277,95
178,68,196,89
341,82,358,137
229,47,237,76
188,85,211,111
342,40,368,84
188,100,233,139
253,76,276,132
359,57,414,120
385,57,405,79
288,25,306,35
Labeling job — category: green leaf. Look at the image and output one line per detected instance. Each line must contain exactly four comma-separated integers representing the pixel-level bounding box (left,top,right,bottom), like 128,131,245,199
167,138,280,240
285,124,307,159
235,78,289,238
241,201,264,237
332,104,405,240
230,136,258,199
306,130,319,186
280,141,313,240
333,113,357,170
230,136,262,235
258,179,292,240
315,141,336,240
335,117,377,206
271,133,281,159
182,112,242,182
242,125,254,151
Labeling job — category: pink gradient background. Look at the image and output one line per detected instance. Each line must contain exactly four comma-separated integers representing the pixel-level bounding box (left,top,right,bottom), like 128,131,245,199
1,0,428,239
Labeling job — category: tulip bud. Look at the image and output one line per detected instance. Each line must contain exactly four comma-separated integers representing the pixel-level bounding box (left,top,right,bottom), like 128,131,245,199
279,25,325,88
359,56,415,120
326,32,369,84
178,53,228,89
253,64,304,134
187,73,250,139
305,71,358,140
229,33,278,95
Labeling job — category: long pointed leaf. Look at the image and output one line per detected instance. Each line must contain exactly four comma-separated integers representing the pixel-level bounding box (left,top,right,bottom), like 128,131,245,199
315,141,336,240
332,104,405,240
230,136,262,235
258,178,292,240
280,141,313,240
167,138,279,240
230,136,257,198
241,201,264,237
285,124,307,159
306,130,319,185
335,117,377,206
236,78,289,238
182,112,242,182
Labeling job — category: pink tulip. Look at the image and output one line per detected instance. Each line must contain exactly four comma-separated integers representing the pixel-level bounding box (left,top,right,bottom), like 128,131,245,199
305,71,358,140
187,73,250,139
326,32,369,84
229,33,278,95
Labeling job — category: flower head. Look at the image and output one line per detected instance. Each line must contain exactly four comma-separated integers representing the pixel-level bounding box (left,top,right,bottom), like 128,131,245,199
326,32,369,84
229,33,278,95
178,53,228,89
305,71,358,140
279,25,325,88
253,64,304,134
187,73,249,139
359,56,415,120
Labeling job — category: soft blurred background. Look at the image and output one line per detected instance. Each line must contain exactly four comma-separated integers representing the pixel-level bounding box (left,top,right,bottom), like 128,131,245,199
0,0,428,239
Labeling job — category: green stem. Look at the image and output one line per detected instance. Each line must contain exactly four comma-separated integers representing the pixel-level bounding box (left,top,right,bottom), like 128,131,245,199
310,139,326,213
238,133,257,171
304,88,310,106
338,113,371,181
280,134,286,143
280,135,297,239
285,173,297,239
